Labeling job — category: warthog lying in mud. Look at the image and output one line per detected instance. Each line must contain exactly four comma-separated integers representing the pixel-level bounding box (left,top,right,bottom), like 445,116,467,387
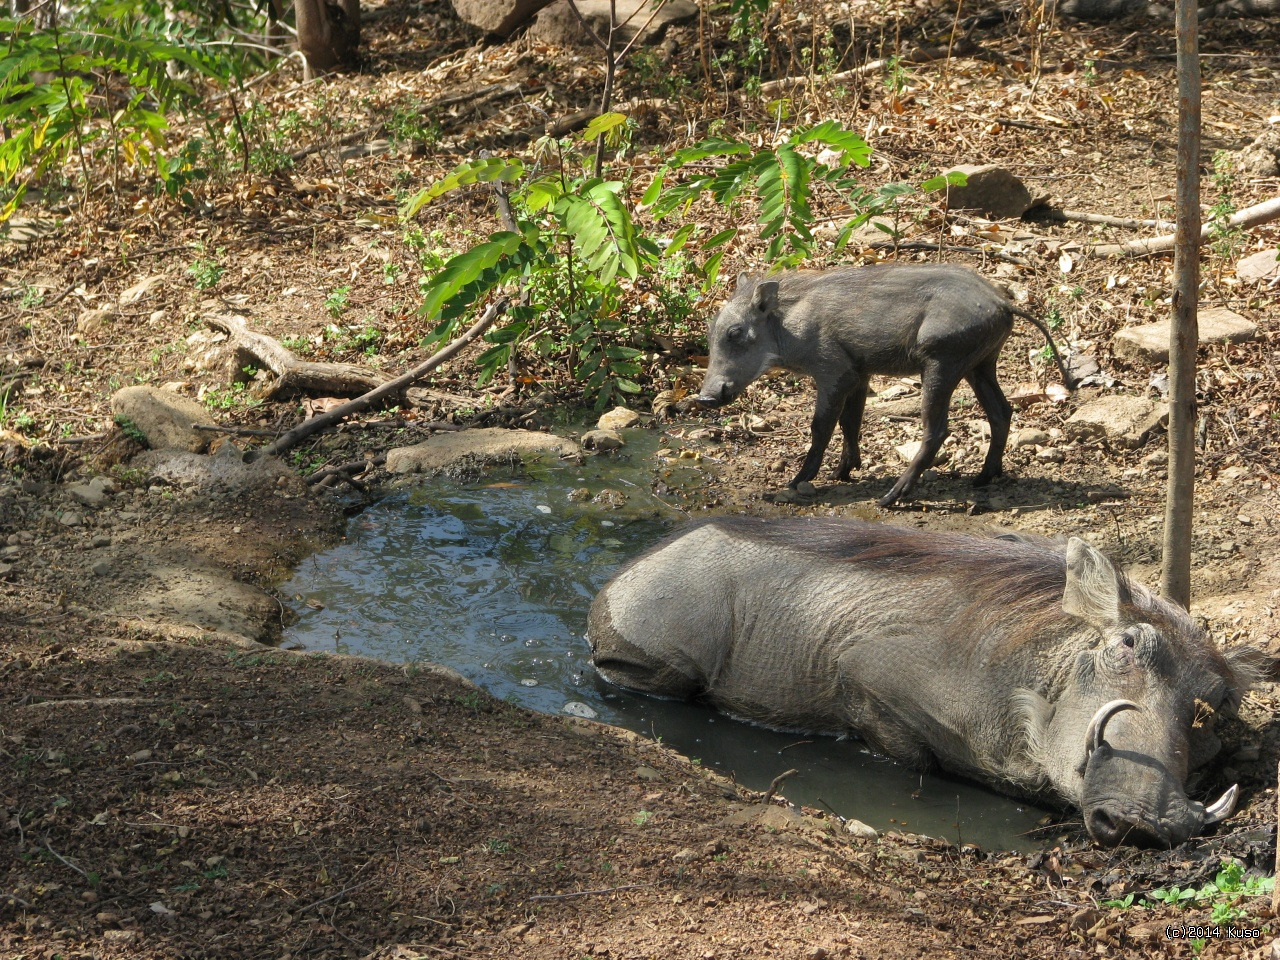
589,517,1256,847
696,264,1076,507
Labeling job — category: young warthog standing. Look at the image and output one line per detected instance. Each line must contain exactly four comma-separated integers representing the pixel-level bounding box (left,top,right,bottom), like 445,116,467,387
589,517,1255,847
697,264,1075,507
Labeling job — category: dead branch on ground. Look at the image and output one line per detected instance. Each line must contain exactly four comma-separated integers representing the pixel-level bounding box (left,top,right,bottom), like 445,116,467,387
205,313,390,399
1025,208,1177,230
248,297,510,462
1083,195,1280,257
759,36,996,97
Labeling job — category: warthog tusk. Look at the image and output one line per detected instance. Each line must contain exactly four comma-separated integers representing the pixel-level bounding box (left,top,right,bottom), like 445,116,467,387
1086,699,1140,752
1203,784,1240,824
1079,699,1140,772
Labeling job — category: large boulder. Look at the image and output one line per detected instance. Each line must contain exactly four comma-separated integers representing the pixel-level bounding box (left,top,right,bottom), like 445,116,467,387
451,0,556,37
386,428,581,474
111,386,216,452
529,0,698,47
939,165,1037,220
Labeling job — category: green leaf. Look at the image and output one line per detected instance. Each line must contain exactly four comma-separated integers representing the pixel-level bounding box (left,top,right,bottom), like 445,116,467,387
418,231,526,320
640,171,664,206
581,112,628,142
794,120,872,168
401,156,525,219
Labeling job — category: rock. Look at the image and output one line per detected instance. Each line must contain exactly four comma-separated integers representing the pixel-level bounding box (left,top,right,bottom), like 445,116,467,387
672,847,700,863
597,406,641,431
1064,395,1168,449
895,441,950,466
116,563,282,642
844,818,878,841
939,165,1036,219
77,307,118,336
118,275,163,305
450,0,556,36
58,511,82,527
91,560,113,577
133,448,298,495
1011,428,1049,448
91,534,112,548
111,386,217,452
530,0,698,47
561,701,598,719
1112,307,1258,365
67,482,107,508
1237,248,1280,283
1058,0,1164,18
386,428,581,474
1235,128,1280,177
581,428,624,452
1036,447,1065,462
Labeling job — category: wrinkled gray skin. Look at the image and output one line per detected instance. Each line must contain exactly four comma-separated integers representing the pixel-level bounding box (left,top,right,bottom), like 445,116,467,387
589,517,1256,847
697,264,1075,507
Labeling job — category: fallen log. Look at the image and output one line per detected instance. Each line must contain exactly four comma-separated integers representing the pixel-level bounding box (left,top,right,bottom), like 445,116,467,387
1083,195,1280,258
205,313,390,399
249,297,510,462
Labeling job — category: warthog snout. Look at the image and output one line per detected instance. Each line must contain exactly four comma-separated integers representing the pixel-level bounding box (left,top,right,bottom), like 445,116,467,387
1080,699,1240,847
696,383,734,407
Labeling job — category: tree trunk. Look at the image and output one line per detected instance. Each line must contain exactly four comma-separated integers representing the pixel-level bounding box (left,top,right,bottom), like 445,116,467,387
295,0,361,80
1161,0,1201,609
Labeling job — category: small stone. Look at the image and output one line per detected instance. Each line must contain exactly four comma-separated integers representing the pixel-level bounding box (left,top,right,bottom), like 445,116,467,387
581,428,625,452
1142,450,1169,468
795,481,817,497
1011,428,1050,448
91,561,113,577
1237,514,1253,526
672,847,700,863
59,511,83,527
67,483,107,508
91,534,112,548
1036,447,1065,462
844,819,879,841
561,701,598,719
597,406,641,431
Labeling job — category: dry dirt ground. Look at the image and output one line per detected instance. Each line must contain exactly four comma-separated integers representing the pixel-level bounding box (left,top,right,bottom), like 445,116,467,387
3,1,1280,958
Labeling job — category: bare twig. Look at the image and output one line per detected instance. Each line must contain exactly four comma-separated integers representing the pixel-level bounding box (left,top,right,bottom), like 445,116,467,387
191,424,283,438
0,892,32,907
763,768,799,805
43,839,89,879
23,697,165,709
527,883,648,902
294,877,374,913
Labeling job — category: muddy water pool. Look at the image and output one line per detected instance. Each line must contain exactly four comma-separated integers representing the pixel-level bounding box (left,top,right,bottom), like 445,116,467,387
283,433,1056,851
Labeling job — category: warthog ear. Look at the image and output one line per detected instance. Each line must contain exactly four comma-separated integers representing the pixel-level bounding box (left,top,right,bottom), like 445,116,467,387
736,271,753,290
752,280,780,314
1062,538,1131,629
